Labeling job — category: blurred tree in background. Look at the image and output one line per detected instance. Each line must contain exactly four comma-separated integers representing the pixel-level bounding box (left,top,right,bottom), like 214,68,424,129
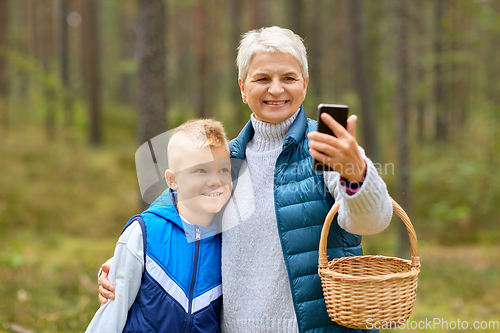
395,0,411,257
137,0,166,210
1,0,500,332
0,0,8,130
82,0,102,145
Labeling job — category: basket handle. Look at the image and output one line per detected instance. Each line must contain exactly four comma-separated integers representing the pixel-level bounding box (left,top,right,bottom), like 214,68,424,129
318,197,420,268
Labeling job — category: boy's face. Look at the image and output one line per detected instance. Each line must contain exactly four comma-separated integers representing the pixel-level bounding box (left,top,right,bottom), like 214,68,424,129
166,142,232,225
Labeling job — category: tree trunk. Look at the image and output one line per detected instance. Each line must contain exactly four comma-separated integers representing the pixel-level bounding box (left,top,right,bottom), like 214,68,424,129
309,0,323,108
171,2,191,110
346,0,380,162
415,14,426,142
229,0,245,126
29,1,41,69
485,1,499,143
59,0,73,128
82,0,102,145
119,1,136,105
395,0,411,258
0,0,9,131
248,0,266,30
287,0,303,37
41,2,56,141
137,0,167,210
434,0,447,142
11,1,30,100
195,0,207,118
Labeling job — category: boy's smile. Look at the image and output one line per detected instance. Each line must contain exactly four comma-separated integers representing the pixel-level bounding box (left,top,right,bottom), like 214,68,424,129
203,192,224,197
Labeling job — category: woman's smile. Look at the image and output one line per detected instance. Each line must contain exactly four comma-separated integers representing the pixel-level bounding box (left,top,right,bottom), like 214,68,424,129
264,100,288,106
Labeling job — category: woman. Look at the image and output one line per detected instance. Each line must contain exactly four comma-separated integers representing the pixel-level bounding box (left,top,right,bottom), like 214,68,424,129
99,26,392,332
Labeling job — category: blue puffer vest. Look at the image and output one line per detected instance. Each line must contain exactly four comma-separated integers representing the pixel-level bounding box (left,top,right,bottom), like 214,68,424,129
228,106,376,333
122,190,222,333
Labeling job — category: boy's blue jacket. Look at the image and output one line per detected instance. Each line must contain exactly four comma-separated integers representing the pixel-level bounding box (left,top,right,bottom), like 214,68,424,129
122,190,222,333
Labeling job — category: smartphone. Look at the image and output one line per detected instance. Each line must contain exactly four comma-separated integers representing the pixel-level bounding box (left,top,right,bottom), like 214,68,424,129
312,104,348,172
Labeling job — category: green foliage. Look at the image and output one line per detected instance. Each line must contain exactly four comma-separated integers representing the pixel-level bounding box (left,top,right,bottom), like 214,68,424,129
411,140,500,245
0,99,139,239
0,232,116,333
404,244,500,333
0,103,139,332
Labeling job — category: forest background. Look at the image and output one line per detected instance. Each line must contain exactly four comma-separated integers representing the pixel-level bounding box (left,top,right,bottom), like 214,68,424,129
0,0,499,332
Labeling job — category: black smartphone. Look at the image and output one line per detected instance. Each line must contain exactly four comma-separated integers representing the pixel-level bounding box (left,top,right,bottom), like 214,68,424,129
312,104,348,172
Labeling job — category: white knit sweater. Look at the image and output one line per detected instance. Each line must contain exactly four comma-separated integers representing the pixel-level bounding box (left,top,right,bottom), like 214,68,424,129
221,111,393,333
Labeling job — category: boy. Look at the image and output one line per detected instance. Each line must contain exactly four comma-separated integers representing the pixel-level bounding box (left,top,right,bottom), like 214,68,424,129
86,119,232,333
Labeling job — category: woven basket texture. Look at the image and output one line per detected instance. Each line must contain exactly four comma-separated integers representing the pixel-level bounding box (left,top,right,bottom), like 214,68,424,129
318,197,420,329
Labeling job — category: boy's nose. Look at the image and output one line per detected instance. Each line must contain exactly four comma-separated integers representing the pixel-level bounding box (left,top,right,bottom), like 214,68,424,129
207,171,222,188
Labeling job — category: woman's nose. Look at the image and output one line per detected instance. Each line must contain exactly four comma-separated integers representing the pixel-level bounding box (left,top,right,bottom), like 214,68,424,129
268,78,284,96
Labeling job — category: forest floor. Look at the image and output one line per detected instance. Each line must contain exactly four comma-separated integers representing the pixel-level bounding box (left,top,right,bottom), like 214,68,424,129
0,232,499,333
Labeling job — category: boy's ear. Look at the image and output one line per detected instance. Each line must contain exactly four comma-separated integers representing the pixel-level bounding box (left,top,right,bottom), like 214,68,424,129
165,170,178,189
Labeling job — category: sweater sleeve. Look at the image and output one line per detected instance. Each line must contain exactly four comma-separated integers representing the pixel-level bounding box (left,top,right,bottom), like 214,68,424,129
85,221,145,333
323,146,393,235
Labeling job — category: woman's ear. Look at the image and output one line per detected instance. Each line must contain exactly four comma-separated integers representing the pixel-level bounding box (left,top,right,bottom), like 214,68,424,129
238,78,247,103
303,76,309,100
165,170,178,189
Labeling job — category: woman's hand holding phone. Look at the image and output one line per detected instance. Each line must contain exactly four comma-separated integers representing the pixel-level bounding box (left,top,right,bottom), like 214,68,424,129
308,107,366,183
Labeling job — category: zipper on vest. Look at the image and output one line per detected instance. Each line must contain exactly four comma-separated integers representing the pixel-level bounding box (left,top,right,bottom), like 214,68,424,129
184,225,200,333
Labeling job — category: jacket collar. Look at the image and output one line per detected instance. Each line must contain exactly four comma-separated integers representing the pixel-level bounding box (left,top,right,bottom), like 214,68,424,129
229,105,307,158
284,105,307,146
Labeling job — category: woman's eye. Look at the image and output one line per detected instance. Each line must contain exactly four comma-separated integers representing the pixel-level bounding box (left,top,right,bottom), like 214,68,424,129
256,77,269,82
284,77,296,82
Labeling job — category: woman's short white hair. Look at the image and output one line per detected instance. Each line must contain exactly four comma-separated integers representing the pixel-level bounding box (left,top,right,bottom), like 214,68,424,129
237,26,308,81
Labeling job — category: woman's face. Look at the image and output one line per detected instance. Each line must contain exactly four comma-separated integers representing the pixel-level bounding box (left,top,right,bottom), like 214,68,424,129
239,51,309,124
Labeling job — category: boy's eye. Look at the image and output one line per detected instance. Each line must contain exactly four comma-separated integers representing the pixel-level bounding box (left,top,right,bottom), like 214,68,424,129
194,169,206,174
219,168,230,174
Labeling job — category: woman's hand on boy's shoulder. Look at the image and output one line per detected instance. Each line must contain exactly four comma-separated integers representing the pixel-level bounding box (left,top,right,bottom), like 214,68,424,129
98,263,115,306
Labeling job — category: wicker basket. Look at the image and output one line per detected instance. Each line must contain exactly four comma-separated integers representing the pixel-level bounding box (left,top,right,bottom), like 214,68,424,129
318,197,420,329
